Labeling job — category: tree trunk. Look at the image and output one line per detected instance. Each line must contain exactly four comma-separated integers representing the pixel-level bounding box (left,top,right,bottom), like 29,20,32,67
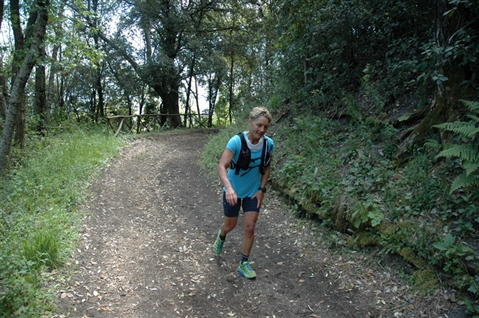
207,75,220,128
90,90,96,121
184,57,196,127
0,1,5,120
158,87,181,128
96,67,104,121
92,0,104,122
10,0,26,149
59,68,65,118
34,48,47,134
0,0,49,174
194,78,200,120
46,45,59,125
45,0,65,125
0,57,7,120
137,85,146,133
13,93,26,148
228,54,234,125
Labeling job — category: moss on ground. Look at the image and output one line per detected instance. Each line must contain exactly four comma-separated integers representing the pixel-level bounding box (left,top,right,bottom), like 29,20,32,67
413,269,440,295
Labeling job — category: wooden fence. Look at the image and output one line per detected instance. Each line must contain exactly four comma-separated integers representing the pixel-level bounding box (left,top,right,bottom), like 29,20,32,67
106,113,210,136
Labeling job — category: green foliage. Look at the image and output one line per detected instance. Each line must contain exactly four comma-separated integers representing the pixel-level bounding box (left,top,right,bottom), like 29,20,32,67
384,150,447,219
272,117,345,217
351,199,384,229
0,125,126,317
430,230,479,300
271,0,437,113
465,297,479,318
435,100,479,193
432,233,474,273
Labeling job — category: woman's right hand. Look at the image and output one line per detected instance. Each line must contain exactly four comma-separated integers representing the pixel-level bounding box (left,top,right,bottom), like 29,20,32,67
225,187,238,206
218,148,237,205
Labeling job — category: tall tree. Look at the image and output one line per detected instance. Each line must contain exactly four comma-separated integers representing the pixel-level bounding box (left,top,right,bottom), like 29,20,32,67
0,0,8,120
10,0,28,148
0,0,50,174
90,0,104,122
192,0,266,121
75,0,195,127
75,0,265,127
0,56,7,121
34,47,47,134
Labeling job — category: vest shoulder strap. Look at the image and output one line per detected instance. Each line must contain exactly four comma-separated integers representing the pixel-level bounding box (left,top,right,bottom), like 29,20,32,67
236,132,248,175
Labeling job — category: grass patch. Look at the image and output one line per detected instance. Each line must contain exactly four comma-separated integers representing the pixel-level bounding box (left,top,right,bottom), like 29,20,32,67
0,125,126,317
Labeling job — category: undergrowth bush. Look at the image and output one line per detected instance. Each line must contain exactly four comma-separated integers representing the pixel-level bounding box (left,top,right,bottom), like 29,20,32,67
432,100,479,312
0,124,125,317
434,99,479,194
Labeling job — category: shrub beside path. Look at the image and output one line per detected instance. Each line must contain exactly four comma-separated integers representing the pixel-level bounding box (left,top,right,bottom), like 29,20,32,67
56,130,464,317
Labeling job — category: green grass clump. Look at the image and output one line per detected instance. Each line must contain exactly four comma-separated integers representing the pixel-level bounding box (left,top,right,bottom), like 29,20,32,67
0,125,126,317
22,229,61,271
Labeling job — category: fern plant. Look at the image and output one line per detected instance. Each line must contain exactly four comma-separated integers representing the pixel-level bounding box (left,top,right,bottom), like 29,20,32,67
434,100,479,194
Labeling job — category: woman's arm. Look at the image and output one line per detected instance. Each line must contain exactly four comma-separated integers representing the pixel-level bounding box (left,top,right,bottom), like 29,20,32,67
217,148,237,205
253,159,272,208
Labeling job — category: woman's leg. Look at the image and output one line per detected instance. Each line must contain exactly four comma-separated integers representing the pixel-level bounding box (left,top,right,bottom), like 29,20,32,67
241,211,259,256
221,216,238,236
214,216,237,255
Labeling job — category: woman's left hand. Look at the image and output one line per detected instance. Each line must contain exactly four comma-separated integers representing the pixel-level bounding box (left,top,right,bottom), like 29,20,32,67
252,190,264,208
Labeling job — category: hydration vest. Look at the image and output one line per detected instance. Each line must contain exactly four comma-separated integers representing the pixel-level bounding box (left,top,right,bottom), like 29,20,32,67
231,132,271,175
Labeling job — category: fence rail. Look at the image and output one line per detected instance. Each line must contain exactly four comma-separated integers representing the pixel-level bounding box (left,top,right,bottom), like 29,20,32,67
106,113,210,136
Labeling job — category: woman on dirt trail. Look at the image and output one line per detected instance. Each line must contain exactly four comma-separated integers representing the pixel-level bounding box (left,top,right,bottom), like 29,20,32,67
213,107,274,279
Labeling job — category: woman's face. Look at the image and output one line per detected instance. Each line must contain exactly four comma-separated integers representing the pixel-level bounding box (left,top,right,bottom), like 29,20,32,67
248,116,270,140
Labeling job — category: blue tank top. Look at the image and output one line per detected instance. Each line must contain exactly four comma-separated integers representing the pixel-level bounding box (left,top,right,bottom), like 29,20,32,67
225,132,274,198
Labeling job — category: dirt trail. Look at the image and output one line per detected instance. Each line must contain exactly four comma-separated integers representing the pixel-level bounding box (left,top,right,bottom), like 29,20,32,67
57,130,463,318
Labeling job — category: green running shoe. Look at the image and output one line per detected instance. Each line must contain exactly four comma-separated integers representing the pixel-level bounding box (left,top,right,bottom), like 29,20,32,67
213,230,224,255
238,261,256,279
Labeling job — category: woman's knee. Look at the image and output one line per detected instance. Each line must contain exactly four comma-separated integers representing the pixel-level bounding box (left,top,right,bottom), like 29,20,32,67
243,213,258,234
223,217,238,232
243,222,256,235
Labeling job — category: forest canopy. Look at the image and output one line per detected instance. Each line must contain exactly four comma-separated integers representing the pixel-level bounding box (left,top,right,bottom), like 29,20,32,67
1,0,478,172
0,0,478,167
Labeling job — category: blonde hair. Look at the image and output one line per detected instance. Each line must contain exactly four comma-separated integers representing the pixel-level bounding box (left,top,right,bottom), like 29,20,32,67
249,107,272,123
